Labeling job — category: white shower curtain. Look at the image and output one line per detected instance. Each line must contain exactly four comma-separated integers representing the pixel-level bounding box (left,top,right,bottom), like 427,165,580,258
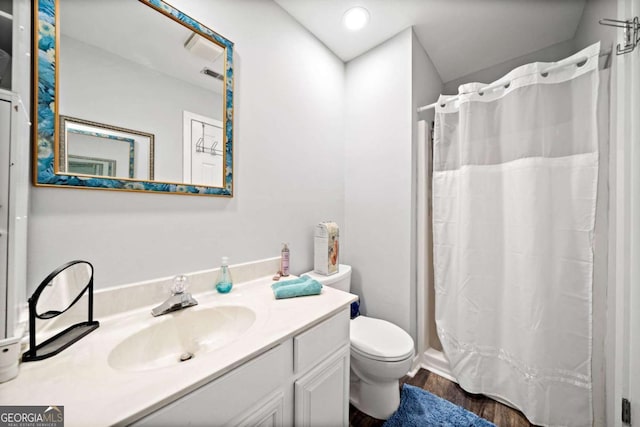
433,42,600,427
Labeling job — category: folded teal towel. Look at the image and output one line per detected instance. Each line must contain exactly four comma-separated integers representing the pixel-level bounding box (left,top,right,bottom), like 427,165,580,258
271,275,323,299
271,275,311,290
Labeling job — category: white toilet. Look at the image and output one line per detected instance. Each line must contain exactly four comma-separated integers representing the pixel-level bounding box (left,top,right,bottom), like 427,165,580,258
303,265,415,420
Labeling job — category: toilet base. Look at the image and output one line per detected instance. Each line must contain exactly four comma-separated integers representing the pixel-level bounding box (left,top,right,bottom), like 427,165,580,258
350,374,401,420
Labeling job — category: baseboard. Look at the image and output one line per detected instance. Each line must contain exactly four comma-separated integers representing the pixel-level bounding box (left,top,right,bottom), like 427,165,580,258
407,353,422,377
422,348,457,383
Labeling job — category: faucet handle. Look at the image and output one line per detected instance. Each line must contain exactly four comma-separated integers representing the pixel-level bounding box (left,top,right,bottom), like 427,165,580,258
172,275,189,295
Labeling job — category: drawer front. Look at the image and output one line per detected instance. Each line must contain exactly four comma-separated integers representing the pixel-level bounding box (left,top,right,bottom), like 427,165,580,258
132,340,293,426
294,308,349,374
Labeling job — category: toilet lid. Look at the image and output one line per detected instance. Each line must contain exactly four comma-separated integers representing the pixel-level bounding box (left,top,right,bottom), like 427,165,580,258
350,316,414,362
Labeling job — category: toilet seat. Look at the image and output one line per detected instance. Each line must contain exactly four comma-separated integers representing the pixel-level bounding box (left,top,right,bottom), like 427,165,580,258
350,316,414,362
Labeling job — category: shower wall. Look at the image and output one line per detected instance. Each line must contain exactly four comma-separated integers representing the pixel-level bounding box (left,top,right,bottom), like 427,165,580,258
412,32,443,354
344,28,442,342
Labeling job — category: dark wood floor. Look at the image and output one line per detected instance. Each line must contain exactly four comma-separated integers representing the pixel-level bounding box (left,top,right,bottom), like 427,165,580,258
349,369,537,427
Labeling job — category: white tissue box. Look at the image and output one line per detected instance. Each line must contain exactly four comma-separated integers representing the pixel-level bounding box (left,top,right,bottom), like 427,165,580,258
314,222,339,275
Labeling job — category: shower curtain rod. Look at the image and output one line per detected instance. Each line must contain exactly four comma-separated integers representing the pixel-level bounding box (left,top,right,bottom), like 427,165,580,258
417,50,612,113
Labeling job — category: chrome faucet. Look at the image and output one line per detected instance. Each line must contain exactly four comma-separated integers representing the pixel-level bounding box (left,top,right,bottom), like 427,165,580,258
151,275,198,317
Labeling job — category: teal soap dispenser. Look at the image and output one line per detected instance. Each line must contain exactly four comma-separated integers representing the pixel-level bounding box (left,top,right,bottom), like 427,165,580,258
215,256,233,293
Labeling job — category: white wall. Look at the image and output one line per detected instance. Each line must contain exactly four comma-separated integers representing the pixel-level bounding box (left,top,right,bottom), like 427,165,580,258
28,0,345,292
442,40,577,94
574,0,618,51
344,29,412,333
344,28,442,338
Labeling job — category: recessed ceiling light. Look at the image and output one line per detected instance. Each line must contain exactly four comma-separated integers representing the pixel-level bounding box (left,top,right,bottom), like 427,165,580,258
343,6,369,31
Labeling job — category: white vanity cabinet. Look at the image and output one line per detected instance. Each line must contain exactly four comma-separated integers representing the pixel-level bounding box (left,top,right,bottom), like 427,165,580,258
132,308,351,427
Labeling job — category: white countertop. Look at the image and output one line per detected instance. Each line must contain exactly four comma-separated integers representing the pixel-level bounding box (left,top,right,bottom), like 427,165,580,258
0,275,356,426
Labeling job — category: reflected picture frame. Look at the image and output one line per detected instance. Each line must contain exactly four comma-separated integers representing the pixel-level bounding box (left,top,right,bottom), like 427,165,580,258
68,155,118,177
59,115,155,180
33,0,234,196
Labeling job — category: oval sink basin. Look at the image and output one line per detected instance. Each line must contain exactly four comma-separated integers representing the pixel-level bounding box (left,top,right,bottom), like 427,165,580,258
108,306,256,372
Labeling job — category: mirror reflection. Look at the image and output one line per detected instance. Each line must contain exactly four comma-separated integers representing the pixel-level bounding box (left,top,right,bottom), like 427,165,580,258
182,111,224,186
53,0,230,190
60,115,154,180
35,261,92,318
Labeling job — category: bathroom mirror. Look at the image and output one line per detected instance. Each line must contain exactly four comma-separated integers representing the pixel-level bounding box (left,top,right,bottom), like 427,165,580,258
23,260,99,362
33,0,234,196
34,261,92,319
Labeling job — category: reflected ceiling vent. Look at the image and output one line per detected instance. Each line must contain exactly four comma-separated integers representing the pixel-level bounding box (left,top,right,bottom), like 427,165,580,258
184,33,224,62
201,67,223,81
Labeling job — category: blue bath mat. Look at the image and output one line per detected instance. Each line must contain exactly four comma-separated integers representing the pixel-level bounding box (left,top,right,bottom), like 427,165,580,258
383,384,496,427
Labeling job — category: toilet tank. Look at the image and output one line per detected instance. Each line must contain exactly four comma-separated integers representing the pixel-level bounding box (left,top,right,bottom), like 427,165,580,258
303,264,351,293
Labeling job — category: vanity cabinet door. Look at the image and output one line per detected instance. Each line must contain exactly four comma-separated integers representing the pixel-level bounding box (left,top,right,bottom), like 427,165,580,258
131,341,293,427
294,345,350,427
233,390,286,427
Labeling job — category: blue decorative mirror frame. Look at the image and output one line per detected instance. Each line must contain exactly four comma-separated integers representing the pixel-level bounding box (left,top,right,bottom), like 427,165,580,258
34,0,234,196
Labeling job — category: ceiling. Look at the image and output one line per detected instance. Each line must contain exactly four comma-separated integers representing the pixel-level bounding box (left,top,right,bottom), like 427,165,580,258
274,0,587,83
